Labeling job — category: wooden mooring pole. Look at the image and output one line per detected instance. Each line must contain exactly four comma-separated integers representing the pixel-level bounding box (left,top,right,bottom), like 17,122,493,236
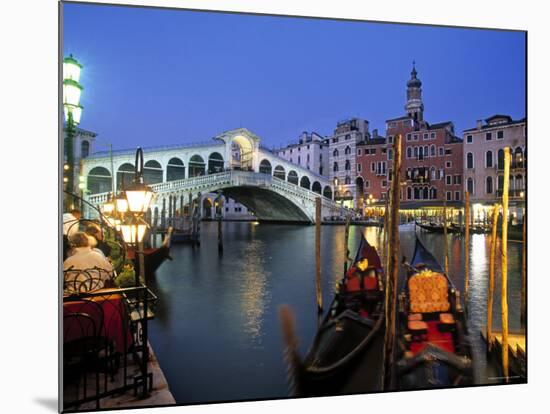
443,197,449,275
487,203,499,346
344,213,351,275
501,147,511,381
464,191,470,306
217,195,224,253
382,134,401,390
315,197,322,313
521,209,526,328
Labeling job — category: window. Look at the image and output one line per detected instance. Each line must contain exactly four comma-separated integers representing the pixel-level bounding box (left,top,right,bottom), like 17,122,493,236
445,149,452,155
345,146,351,155
446,175,452,185
388,148,393,160
357,148,362,156
81,140,90,158
406,133,412,142
345,134,351,140
418,146,424,160
333,162,338,172
486,132,492,141
439,169,444,179
372,149,377,155
446,191,452,201
486,150,493,168
298,156,301,164
345,160,351,171
424,146,429,158
446,161,452,168
365,180,370,188
467,153,474,169
388,136,393,144
407,187,412,199
414,147,418,158
423,133,429,140
357,163,362,172
430,145,436,157
290,149,293,153
371,162,375,172
454,175,462,185
455,191,460,201
486,176,493,194
407,147,412,158
430,187,437,199
439,147,444,156
431,132,436,139
467,177,474,195
332,137,339,143
466,135,473,143
382,180,387,187
345,176,351,184
333,149,339,157
431,167,436,180
413,134,419,141
497,130,504,139
388,122,396,129
307,154,310,162
498,149,505,170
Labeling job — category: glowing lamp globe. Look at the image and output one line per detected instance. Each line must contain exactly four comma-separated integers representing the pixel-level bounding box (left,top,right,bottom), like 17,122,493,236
63,55,83,82
125,182,154,214
120,221,148,245
115,194,129,214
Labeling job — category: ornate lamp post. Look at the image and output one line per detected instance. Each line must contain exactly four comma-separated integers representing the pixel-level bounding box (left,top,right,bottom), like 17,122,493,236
63,54,84,211
119,148,155,287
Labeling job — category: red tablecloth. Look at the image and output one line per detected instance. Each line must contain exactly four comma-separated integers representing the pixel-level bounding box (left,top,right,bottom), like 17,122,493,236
63,291,133,353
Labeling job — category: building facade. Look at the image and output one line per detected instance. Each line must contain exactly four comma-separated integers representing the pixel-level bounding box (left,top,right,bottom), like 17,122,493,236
275,131,328,177
328,118,371,208
356,65,464,214
463,114,526,222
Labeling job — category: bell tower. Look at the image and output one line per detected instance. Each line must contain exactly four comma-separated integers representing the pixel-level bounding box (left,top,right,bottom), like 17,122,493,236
405,61,424,122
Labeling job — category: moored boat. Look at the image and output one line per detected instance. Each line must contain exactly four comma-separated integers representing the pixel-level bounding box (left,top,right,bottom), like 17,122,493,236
127,227,173,277
294,235,386,396
395,237,474,389
415,221,461,234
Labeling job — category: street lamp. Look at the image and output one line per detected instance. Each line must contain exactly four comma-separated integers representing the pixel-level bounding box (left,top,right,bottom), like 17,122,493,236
63,54,84,211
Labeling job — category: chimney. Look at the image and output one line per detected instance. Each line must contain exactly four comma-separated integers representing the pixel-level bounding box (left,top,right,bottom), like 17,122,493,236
476,120,483,130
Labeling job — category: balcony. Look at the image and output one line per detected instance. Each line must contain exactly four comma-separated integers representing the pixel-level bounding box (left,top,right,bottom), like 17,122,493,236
496,189,525,199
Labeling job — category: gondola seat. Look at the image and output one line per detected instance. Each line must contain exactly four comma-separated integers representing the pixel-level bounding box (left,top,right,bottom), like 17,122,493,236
408,270,450,314
439,313,455,324
407,320,428,340
408,313,423,321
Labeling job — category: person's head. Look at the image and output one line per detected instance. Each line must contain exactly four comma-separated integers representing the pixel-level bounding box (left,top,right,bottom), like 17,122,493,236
70,209,81,220
69,232,90,248
85,223,103,241
356,257,369,272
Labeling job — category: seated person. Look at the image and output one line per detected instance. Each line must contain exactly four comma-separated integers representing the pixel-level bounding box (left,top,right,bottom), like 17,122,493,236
64,232,114,294
85,223,112,257
62,209,81,261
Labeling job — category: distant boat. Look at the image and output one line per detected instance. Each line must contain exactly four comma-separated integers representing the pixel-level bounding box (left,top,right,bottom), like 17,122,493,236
394,237,474,389
415,221,461,234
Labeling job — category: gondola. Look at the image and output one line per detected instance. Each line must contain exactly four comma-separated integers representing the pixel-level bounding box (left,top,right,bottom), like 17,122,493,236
415,221,461,234
294,235,385,396
126,227,173,277
395,237,474,390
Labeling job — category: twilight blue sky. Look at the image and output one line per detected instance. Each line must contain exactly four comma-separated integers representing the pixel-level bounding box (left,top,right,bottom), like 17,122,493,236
63,2,525,151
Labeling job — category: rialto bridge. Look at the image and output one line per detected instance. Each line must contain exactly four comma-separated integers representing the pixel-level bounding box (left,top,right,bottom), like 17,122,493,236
82,128,344,223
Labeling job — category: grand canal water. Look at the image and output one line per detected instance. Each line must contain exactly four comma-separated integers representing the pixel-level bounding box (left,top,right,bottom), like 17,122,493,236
148,221,524,404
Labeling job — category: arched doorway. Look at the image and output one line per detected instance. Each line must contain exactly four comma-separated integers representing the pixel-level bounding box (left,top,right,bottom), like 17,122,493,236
288,170,298,185
312,181,322,194
202,197,214,219
300,176,311,190
231,135,253,170
189,155,206,177
167,157,185,181
323,186,333,200
259,159,272,175
117,163,134,190
87,166,112,194
143,160,163,184
208,152,224,174
273,165,285,180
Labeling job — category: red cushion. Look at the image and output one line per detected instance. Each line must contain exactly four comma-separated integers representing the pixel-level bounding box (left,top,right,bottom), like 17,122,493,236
363,276,378,290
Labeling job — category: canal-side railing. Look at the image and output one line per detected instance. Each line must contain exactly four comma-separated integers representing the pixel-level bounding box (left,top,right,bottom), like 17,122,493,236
62,285,156,410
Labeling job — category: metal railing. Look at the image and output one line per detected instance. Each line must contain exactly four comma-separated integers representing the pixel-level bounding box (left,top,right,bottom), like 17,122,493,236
62,285,156,410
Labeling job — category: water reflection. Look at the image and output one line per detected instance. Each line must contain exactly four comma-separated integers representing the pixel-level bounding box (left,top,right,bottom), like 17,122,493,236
148,222,524,404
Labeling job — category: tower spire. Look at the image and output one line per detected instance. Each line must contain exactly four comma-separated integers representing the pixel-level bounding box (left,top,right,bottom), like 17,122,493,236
405,61,424,122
